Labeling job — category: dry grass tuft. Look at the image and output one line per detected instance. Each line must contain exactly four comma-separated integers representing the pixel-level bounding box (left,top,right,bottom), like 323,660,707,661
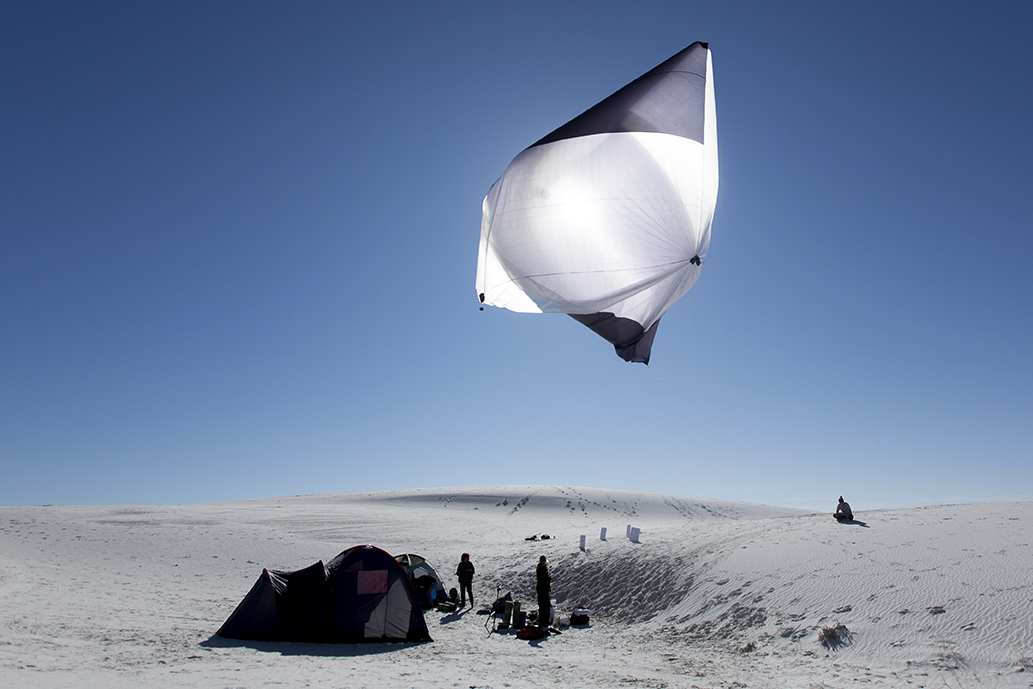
817,622,850,649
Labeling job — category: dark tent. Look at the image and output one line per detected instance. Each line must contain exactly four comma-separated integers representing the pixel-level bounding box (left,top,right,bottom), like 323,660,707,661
325,545,431,642
394,553,447,609
215,561,329,642
216,545,431,643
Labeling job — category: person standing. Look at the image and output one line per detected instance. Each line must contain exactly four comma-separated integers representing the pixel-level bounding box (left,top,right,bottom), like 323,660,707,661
456,553,475,608
536,555,551,629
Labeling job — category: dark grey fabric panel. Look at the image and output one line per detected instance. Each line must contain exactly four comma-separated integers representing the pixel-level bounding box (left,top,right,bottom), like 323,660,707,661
530,42,709,149
622,320,660,364
326,545,432,643
215,563,330,642
570,313,661,364
215,569,281,640
274,562,331,642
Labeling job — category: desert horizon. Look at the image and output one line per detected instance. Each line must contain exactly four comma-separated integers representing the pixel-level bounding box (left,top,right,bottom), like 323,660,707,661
2,486,1031,688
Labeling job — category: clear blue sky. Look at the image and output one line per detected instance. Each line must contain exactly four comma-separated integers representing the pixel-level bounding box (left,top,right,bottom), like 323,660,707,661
2,1,1030,509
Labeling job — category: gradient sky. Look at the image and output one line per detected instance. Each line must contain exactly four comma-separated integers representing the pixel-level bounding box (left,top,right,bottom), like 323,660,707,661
2,1,1031,510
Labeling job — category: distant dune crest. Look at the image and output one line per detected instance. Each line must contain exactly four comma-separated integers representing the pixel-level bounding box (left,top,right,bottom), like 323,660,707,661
2,486,1031,687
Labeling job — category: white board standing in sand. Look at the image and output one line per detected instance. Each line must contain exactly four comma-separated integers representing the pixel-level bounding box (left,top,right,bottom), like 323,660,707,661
3,487,1033,687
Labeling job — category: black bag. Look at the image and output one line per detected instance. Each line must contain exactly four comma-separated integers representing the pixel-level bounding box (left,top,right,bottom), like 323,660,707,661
492,592,512,615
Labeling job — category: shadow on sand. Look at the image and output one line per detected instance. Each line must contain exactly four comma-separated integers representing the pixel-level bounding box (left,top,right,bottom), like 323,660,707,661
438,608,470,624
200,635,427,657
837,519,869,528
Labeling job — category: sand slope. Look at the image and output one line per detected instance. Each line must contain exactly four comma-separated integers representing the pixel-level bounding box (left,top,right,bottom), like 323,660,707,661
1,486,1031,688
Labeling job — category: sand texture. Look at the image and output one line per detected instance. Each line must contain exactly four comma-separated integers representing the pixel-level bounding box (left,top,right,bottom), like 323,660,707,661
2,486,1031,687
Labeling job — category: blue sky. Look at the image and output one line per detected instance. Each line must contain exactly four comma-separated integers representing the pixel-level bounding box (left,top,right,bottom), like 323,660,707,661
2,1,1030,509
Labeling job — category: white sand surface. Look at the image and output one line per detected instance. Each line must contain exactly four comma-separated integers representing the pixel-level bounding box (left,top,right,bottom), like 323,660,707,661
2,486,1031,688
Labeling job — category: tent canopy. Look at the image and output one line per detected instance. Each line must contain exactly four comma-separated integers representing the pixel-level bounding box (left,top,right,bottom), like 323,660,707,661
394,553,447,609
217,545,431,643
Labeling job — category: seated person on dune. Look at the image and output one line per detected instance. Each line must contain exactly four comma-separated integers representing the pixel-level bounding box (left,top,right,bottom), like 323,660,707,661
835,496,853,522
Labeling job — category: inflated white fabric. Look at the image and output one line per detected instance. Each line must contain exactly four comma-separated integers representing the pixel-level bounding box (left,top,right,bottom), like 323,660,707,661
476,46,718,360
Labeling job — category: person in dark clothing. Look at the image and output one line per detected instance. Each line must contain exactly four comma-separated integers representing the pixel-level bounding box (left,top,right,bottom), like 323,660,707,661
456,553,475,607
536,555,551,629
835,496,853,522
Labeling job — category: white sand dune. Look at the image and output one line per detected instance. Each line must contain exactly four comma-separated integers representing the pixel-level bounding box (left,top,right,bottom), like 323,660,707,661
2,486,1031,688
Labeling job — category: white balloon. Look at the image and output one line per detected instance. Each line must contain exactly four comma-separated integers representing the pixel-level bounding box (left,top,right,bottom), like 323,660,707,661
476,43,718,363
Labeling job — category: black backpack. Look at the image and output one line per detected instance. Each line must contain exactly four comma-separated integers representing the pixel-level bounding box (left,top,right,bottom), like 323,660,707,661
491,592,512,615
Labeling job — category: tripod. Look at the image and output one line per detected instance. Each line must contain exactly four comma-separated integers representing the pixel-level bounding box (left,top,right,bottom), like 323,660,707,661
485,582,502,635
